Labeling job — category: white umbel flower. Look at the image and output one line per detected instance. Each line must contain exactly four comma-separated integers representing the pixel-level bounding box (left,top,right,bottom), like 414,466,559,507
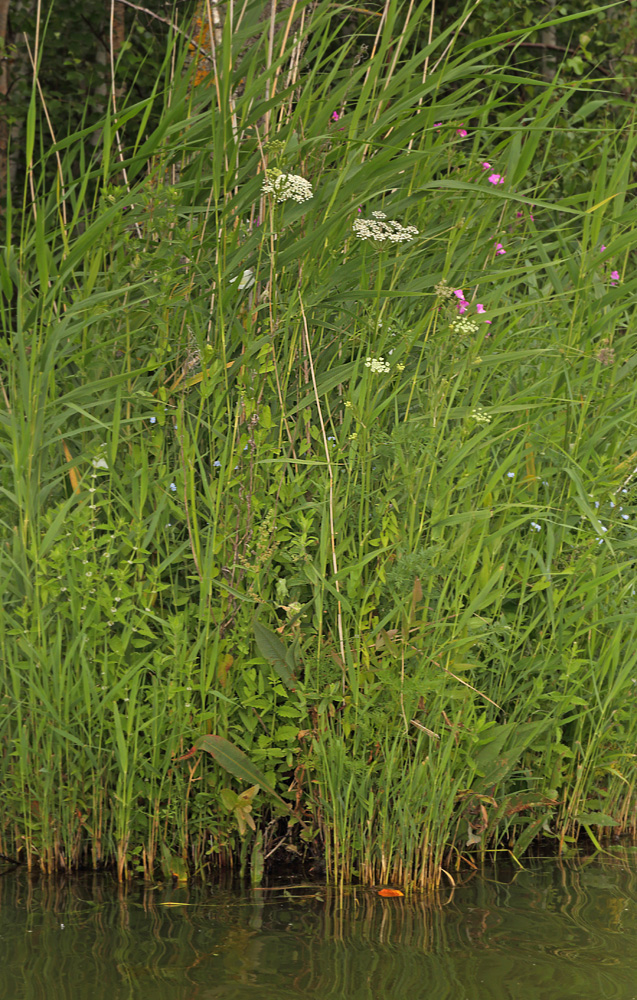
353,213,418,244
262,171,313,204
471,406,491,424
451,317,479,336
364,356,390,373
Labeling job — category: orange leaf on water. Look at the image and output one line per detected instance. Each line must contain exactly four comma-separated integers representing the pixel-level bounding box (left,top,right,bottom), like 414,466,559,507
378,888,404,897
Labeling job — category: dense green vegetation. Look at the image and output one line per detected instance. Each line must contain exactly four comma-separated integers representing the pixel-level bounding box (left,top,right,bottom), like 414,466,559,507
1,0,636,888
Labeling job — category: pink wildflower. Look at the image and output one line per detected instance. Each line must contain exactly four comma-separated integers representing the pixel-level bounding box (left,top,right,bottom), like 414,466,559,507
457,125,468,137
331,111,339,121
600,245,606,252
488,174,504,185
610,270,620,285
481,162,491,170
476,304,486,314
495,243,506,255
453,289,469,313
433,122,443,128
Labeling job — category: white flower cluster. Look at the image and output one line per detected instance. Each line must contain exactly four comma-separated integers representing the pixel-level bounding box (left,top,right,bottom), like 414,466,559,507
471,406,491,425
451,317,479,336
353,211,419,244
262,171,313,203
364,356,391,373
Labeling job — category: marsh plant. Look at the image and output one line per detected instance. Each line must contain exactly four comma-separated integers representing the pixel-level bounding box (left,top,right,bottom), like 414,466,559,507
0,0,635,885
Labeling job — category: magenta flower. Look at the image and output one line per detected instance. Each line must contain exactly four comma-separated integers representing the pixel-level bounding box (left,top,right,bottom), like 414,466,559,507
610,270,620,285
457,125,468,137
331,111,339,121
488,174,504,185
494,243,506,255
481,162,491,170
476,304,486,313
434,122,443,128
600,245,607,252
454,289,469,313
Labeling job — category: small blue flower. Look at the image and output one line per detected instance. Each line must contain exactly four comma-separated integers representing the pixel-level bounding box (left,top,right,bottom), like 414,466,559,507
507,472,515,479
213,460,221,468
622,514,629,521
610,501,615,508
530,521,541,532
601,526,608,532
170,483,177,492
150,417,156,424
594,501,600,508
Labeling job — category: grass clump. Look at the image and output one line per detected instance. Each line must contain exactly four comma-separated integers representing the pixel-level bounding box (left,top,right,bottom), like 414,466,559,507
0,0,635,885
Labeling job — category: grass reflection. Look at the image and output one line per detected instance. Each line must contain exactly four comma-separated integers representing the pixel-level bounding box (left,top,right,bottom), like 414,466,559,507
0,854,635,1000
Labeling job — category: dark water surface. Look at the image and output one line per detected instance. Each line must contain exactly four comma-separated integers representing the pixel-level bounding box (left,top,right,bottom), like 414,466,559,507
1,852,636,1000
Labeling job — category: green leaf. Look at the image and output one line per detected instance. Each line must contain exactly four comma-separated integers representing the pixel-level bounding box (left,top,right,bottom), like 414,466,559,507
251,830,264,886
513,813,551,859
577,812,618,827
253,618,296,689
194,734,290,809
473,721,550,789
220,787,238,811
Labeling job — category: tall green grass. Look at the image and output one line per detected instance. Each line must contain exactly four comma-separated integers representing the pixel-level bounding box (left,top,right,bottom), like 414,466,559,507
1,0,635,884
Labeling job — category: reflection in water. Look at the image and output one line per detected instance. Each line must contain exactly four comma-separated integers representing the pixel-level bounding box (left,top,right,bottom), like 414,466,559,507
0,851,636,1000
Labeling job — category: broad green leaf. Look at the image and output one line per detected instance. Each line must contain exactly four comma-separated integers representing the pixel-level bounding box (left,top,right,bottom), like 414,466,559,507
253,618,295,689
577,812,618,827
194,735,290,809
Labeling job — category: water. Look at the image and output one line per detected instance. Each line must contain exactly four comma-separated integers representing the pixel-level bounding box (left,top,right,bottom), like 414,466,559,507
0,852,636,1000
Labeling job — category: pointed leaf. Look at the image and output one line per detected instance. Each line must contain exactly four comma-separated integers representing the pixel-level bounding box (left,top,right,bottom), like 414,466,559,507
194,734,290,809
253,618,295,689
